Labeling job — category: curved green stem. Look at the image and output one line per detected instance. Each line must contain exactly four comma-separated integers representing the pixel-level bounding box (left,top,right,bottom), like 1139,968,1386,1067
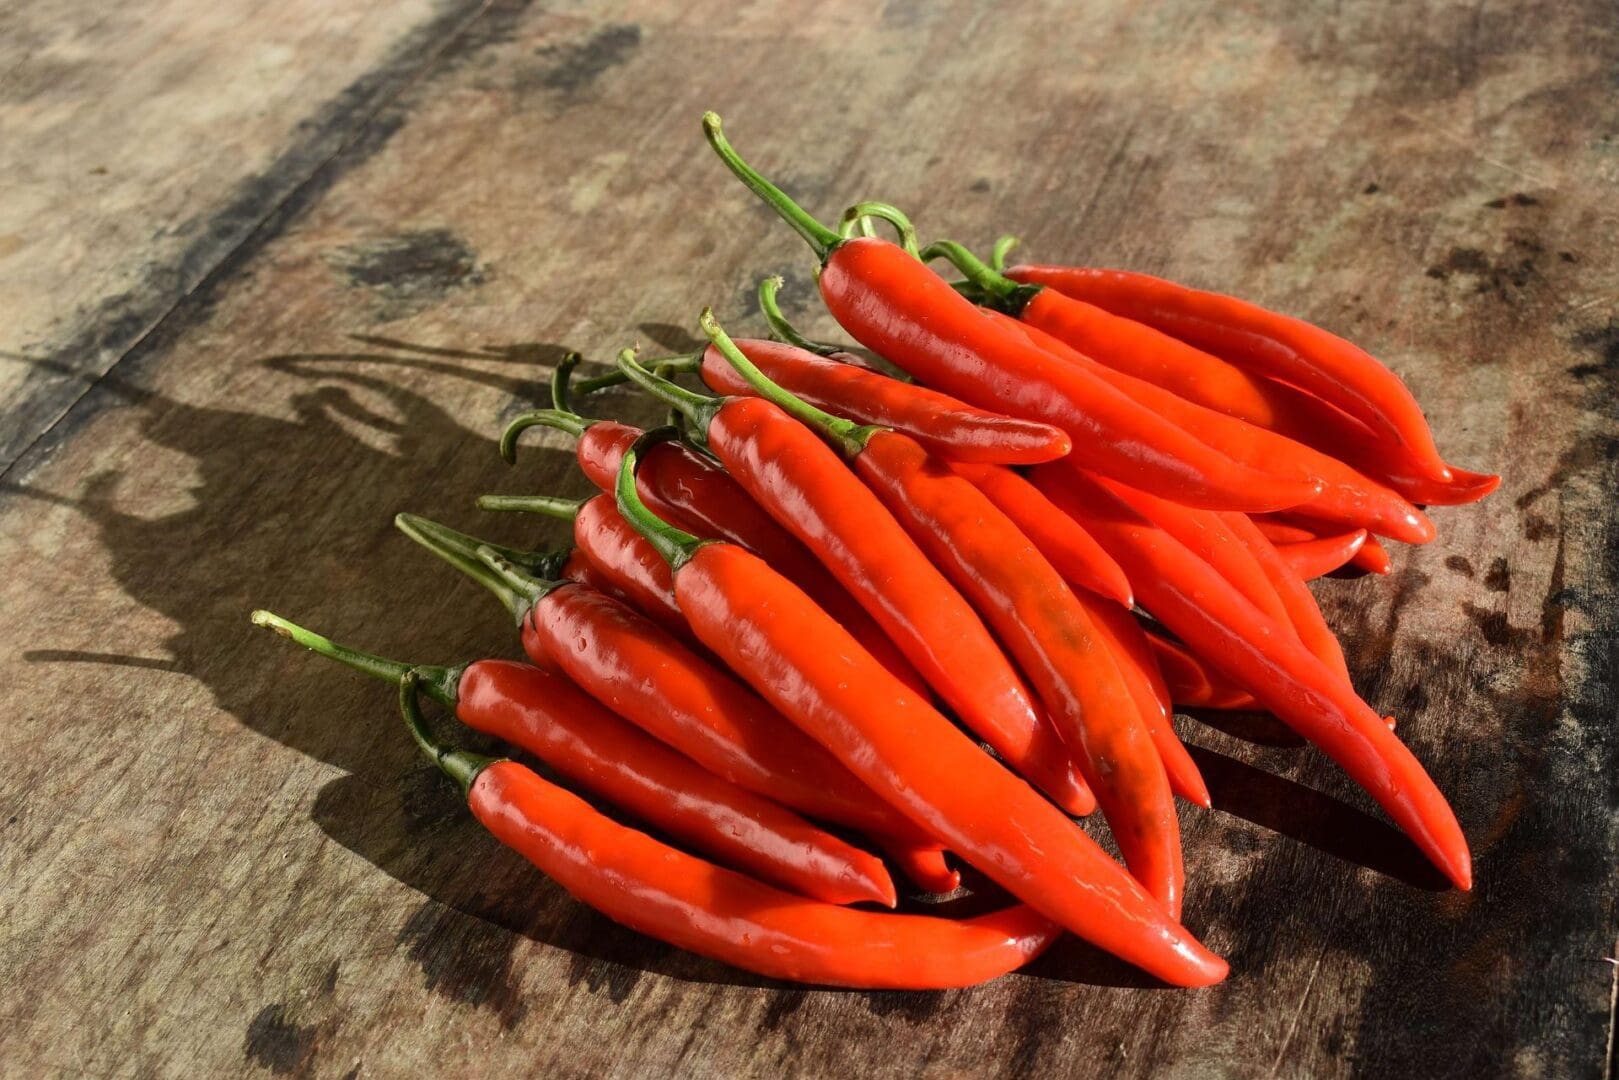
615,428,708,570
990,234,1020,272
702,112,842,261
400,670,498,799
476,493,583,519
500,409,594,464
550,352,583,412
395,513,559,622
250,609,460,706
568,353,703,398
700,308,871,459
837,202,919,257
615,348,721,436
473,546,561,605
919,239,1041,316
757,276,839,357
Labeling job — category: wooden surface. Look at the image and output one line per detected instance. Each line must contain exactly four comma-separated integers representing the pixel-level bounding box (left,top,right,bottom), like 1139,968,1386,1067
1,1,1615,1075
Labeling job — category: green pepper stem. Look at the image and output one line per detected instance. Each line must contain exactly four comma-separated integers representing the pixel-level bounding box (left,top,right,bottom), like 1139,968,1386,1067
500,409,595,463
550,352,583,412
395,513,561,622
399,670,498,799
837,202,919,257
570,352,702,397
614,428,708,570
702,112,842,261
250,609,461,706
918,239,1042,316
757,276,839,357
990,235,1020,272
615,348,721,435
475,493,583,519
699,308,871,458
473,545,563,604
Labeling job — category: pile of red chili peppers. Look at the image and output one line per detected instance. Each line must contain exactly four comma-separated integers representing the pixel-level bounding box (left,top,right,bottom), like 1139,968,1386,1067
255,113,1495,991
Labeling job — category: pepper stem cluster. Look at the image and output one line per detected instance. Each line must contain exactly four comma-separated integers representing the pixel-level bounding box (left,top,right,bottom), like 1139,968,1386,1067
700,308,873,460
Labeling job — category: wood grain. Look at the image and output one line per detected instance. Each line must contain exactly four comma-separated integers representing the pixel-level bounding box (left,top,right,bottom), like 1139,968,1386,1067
0,0,488,470
1,0,1615,1075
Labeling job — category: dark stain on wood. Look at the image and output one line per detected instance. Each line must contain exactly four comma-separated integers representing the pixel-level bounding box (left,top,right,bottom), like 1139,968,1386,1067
329,228,487,320
0,0,527,476
521,23,642,95
1485,192,1542,208
1484,557,1512,592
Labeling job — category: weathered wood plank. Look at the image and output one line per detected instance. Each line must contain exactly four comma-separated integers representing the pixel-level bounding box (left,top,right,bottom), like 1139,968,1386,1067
0,0,493,470
0,0,1614,1076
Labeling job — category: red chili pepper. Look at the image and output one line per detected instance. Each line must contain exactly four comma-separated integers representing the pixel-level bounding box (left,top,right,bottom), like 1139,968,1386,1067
1221,511,1352,683
252,613,896,907
1272,512,1396,576
1030,463,1472,890
615,339,1099,822
1004,263,1460,485
697,320,1182,910
386,672,1058,988
1096,477,1294,630
502,398,929,697
1351,532,1394,575
477,492,700,651
1146,631,1258,711
395,515,960,894
1077,593,1212,809
1274,529,1369,580
561,549,633,607
696,335,1073,464
954,294,1434,545
1369,465,1500,507
948,461,1134,608
614,433,1229,986
702,114,1321,513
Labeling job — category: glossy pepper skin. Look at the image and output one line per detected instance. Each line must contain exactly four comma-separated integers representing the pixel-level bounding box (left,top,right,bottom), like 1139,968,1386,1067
977,306,1434,545
1274,529,1369,580
460,658,896,906
615,443,1229,985
384,672,1058,990
470,761,1060,988
564,416,930,697
396,515,959,894
618,363,1097,820
1031,463,1472,891
1099,478,1293,630
250,614,895,908
1147,631,1258,711
1268,512,1395,575
1220,512,1352,683
701,114,1318,514
1077,592,1212,809
949,461,1134,608
821,239,1323,512
847,428,1183,914
1007,264,1458,485
1351,533,1393,575
696,336,1073,465
571,494,697,647
980,276,1499,507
